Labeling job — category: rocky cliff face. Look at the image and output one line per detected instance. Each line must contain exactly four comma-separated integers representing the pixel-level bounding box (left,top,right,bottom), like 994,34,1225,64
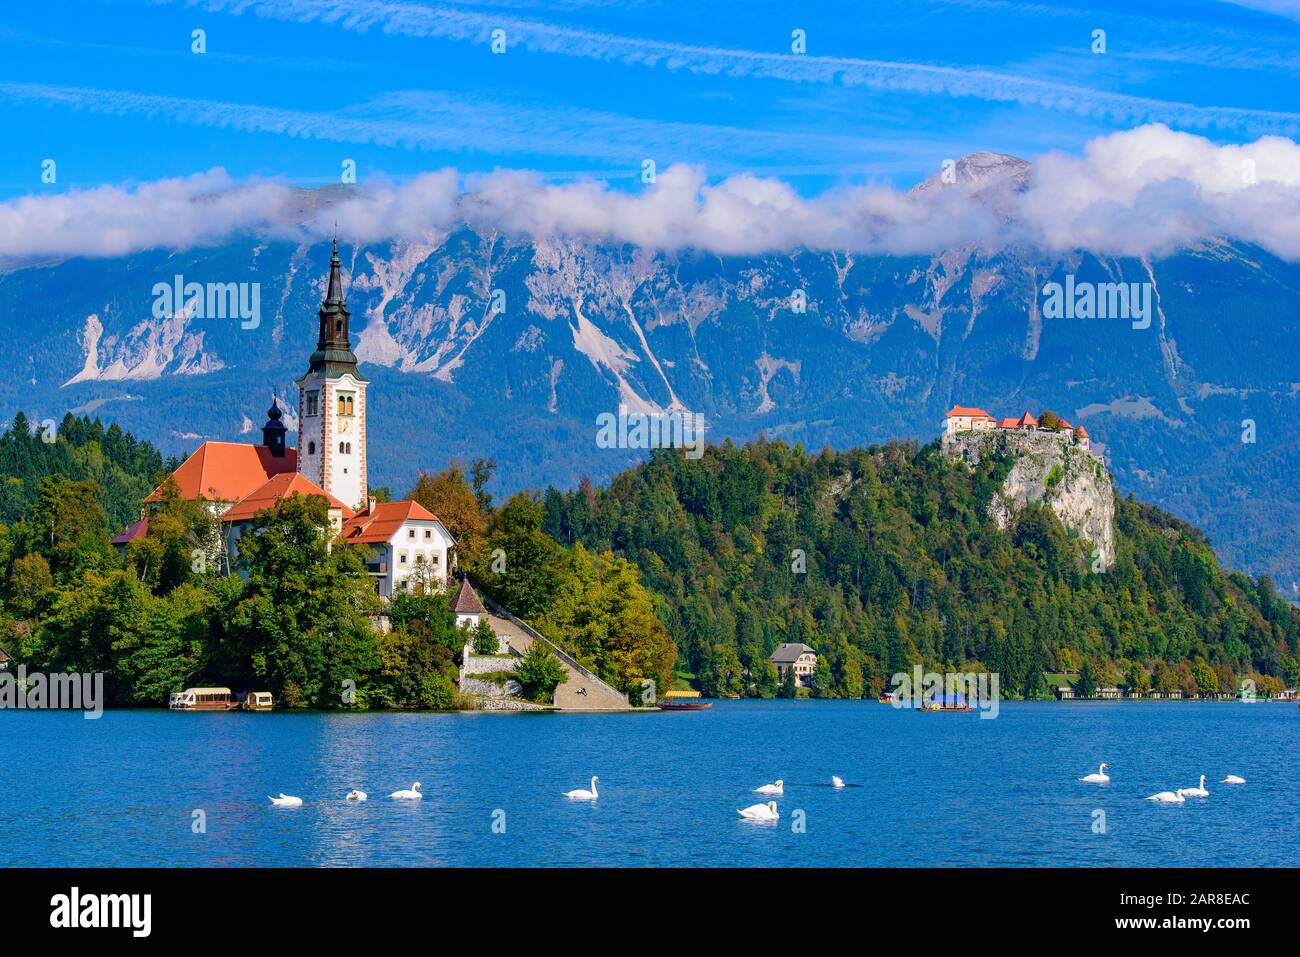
942,430,1116,569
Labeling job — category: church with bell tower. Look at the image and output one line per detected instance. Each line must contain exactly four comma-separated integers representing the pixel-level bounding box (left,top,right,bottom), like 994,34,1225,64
296,236,368,511
118,239,459,600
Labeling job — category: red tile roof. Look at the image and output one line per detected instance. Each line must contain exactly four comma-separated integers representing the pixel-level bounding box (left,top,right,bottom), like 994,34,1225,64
111,516,149,546
341,500,444,544
146,442,298,504
221,472,353,523
451,580,486,615
996,417,1020,429
1075,425,1090,438
1015,412,1038,428
945,405,994,420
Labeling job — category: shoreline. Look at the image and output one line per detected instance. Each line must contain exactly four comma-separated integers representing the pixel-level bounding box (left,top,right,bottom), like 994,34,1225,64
0,697,1291,717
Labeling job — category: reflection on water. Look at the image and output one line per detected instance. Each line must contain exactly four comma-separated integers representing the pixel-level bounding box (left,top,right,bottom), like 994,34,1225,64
4,701,1295,867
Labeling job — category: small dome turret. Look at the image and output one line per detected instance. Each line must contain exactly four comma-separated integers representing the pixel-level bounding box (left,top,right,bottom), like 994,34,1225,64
261,397,288,458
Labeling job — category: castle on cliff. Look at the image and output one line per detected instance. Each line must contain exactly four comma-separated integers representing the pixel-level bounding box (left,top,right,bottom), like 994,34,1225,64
944,405,1091,453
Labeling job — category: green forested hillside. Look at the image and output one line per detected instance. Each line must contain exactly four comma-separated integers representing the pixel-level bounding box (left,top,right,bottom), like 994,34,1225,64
0,412,167,532
539,439,1300,699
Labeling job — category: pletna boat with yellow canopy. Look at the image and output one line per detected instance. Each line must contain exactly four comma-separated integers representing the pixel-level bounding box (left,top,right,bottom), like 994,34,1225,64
656,690,712,711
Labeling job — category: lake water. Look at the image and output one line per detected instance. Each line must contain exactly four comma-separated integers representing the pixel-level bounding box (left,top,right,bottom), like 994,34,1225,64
5,700,1296,867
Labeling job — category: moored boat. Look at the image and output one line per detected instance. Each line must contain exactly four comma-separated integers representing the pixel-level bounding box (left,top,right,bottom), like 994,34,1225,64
243,691,274,711
657,690,711,711
168,687,239,711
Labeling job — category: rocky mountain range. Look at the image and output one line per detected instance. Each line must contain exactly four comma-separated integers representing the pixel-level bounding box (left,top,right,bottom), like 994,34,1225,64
2,154,1297,592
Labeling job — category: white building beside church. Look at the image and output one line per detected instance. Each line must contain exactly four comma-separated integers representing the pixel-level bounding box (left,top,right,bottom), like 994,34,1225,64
341,500,456,598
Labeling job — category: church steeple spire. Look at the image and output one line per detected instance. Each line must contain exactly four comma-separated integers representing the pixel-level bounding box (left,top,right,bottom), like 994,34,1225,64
308,234,363,378
296,235,369,510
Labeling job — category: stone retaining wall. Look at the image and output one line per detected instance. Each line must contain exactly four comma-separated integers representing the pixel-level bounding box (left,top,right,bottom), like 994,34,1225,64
461,676,523,698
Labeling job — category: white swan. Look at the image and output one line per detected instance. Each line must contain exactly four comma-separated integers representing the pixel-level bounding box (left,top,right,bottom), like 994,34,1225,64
269,793,302,807
389,782,422,800
738,801,779,821
564,776,599,800
1081,764,1112,785
1079,762,1110,784
1220,775,1246,784
1145,789,1185,804
1178,775,1210,798
346,789,367,801
754,779,784,794
831,776,845,788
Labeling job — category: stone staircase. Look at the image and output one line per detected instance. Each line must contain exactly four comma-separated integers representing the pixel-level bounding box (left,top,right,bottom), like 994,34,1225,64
458,595,635,712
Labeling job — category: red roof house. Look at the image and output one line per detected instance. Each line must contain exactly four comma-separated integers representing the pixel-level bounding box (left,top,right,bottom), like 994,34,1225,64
341,501,457,599
341,500,441,543
111,516,150,550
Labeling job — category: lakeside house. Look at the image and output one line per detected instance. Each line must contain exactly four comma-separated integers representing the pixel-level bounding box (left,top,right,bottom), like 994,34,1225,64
111,241,457,600
944,405,1090,452
770,643,818,687
0,645,10,671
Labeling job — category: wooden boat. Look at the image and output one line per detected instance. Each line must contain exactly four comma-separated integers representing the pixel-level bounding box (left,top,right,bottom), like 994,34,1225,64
656,690,711,711
921,694,972,713
168,687,239,711
243,691,274,712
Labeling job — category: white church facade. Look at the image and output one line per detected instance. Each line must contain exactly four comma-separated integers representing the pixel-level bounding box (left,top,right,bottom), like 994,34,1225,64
116,240,456,598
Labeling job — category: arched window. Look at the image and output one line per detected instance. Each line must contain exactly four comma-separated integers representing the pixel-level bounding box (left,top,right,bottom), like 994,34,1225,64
339,441,347,454
307,441,316,455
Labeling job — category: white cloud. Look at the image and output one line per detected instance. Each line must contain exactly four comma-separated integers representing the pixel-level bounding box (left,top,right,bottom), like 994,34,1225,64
2,125,1299,265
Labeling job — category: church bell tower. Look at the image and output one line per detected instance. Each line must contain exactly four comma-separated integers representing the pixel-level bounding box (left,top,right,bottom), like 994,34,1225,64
296,237,368,510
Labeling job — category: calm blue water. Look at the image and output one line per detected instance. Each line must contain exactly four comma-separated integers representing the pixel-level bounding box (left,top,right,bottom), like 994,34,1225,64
4,701,1296,867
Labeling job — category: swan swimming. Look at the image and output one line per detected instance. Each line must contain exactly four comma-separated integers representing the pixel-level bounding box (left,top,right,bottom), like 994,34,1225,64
1178,775,1210,798
1145,789,1186,804
831,776,845,788
738,801,779,821
346,789,367,801
389,782,422,800
1079,763,1110,784
1220,775,1246,784
754,779,784,794
269,793,302,807
564,776,599,800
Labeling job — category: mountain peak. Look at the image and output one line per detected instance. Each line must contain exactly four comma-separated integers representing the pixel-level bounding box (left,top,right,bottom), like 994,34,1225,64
909,151,1031,197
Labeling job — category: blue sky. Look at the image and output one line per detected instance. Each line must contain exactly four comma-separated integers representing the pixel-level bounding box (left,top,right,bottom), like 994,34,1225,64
0,0,1297,199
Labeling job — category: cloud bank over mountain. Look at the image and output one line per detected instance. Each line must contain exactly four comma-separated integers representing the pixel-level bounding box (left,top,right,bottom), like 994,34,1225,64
3,124,1299,265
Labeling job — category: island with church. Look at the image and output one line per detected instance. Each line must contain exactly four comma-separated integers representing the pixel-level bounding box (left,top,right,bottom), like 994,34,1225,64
85,240,662,713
